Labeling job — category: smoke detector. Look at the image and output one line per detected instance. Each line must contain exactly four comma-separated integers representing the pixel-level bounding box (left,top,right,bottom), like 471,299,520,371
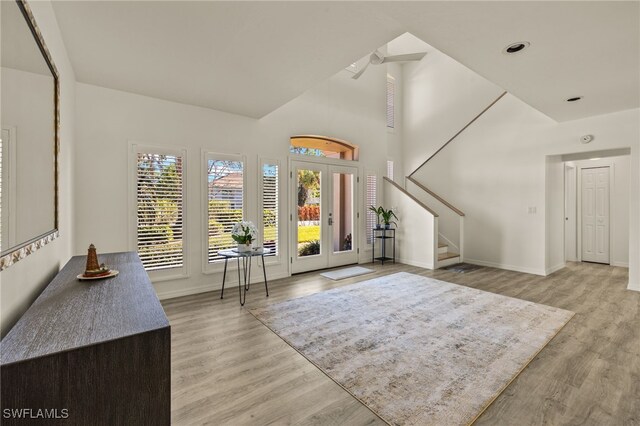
580,135,594,144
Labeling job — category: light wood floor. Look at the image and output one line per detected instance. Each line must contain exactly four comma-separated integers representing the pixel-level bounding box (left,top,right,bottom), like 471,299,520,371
162,261,639,425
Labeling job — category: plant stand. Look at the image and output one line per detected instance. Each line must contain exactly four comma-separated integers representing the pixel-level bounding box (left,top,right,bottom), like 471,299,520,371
372,228,396,265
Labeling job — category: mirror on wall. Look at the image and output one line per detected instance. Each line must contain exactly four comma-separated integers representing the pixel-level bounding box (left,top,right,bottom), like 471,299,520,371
1,0,59,267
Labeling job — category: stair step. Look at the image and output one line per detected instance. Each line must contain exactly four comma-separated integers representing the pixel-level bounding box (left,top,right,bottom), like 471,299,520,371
438,243,447,248
438,252,459,261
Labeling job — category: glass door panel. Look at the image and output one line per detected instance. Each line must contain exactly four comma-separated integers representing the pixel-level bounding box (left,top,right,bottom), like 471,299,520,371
328,165,358,268
291,162,328,274
297,168,322,258
332,172,354,253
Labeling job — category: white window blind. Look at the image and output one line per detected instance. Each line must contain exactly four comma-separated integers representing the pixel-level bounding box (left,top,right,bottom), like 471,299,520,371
136,153,184,271
387,160,394,180
261,163,278,257
366,174,377,244
207,159,244,262
386,77,395,129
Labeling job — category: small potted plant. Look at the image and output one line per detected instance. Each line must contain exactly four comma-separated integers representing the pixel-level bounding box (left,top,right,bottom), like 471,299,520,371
380,208,398,229
232,220,258,252
369,206,398,229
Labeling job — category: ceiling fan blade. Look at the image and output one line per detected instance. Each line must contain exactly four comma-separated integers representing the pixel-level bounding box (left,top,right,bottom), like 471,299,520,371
381,52,427,63
351,61,370,79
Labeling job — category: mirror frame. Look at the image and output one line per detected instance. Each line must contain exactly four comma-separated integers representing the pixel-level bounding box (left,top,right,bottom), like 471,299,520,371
0,0,60,271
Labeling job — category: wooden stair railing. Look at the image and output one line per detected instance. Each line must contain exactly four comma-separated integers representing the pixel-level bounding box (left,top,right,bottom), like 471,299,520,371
406,176,465,217
383,177,438,217
408,91,508,178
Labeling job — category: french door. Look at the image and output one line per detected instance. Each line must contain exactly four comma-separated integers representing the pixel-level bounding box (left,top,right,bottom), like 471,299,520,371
291,160,358,274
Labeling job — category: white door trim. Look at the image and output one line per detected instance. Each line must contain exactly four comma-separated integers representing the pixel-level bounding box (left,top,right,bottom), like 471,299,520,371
564,164,577,262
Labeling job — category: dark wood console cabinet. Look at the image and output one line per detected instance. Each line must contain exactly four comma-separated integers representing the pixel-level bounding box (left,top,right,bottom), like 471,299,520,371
1,252,170,425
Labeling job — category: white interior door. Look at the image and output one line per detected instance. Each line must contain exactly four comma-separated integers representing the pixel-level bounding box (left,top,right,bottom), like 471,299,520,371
581,167,610,264
291,160,358,274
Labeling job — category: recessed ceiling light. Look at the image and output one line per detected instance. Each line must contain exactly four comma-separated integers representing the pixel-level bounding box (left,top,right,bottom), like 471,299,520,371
566,96,583,102
502,41,530,54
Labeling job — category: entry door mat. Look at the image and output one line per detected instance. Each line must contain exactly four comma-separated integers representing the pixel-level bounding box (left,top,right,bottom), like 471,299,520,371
251,272,574,425
443,263,484,273
320,266,374,281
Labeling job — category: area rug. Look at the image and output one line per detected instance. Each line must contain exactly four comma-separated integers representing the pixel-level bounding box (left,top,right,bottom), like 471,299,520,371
251,272,574,426
320,266,374,280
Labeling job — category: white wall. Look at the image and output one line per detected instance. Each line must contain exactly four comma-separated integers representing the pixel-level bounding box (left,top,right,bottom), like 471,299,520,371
545,155,565,274
383,179,435,269
403,47,639,287
0,0,76,337
74,63,394,299
402,49,504,176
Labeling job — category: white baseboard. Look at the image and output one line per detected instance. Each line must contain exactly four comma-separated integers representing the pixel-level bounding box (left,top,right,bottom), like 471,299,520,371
611,261,629,268
397,257,435,270
464,258,546,276
156,271,290,300
545,263,566,276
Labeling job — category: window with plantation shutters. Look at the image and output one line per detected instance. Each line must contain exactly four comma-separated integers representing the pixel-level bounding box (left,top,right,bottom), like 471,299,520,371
386,77,395,129
207,158,244,262
366,174,377,244
135,152,184,271
387,160,394,180
261,162,278,257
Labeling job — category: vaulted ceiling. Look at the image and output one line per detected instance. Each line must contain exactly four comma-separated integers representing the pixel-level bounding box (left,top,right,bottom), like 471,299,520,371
51,1,405,118
52,1,639,121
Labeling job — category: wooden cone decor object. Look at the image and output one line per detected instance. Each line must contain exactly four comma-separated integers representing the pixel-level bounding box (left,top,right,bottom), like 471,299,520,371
82,244,111,278
85,244,100,272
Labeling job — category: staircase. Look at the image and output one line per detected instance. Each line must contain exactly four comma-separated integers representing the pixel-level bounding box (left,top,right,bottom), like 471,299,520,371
396,91,507,270
382,92,506,270
404,175,465,269
437,242,460,267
